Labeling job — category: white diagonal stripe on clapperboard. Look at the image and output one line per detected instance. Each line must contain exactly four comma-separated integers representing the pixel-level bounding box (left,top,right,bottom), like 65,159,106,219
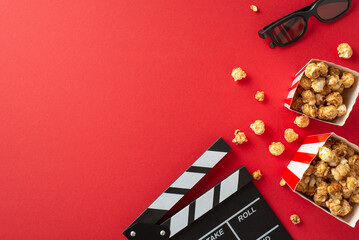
149,150,227,211
192,150,228,168
168,169,241,237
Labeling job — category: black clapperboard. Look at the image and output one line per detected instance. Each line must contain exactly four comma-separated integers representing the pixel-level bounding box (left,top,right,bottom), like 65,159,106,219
124,138,292,240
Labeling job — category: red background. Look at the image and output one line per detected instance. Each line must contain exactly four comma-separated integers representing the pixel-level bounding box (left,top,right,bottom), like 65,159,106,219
1,0,359,239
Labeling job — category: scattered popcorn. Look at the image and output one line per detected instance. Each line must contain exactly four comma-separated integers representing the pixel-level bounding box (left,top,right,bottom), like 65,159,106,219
250,5,258,12
337,43,353,59
250,120,265,135
305,63,320,79
318,105,338,121
269,142,285,156
255,91,264,101
284,128,298,143
232,129,248,145
280,179,286,186
290,214,301,224
341,72,355,88
294,115,309,128
232,67,246,81
252,170,262,180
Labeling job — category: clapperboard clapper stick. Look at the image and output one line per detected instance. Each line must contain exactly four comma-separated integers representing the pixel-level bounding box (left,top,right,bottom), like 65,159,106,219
123,138,293,240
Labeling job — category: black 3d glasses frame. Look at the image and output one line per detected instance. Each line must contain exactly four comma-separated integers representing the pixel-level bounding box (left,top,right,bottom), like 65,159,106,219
258,0,351,48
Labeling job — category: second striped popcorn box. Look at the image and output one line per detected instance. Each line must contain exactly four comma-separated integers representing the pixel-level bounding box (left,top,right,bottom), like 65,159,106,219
284,59,359,126
282,133,359,227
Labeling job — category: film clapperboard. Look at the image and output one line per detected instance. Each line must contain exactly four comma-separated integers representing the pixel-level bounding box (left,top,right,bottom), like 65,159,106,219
124,138,292,240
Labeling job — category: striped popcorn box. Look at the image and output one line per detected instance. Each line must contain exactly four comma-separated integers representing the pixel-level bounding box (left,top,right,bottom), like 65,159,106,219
284,59,359,126
282,133,359,227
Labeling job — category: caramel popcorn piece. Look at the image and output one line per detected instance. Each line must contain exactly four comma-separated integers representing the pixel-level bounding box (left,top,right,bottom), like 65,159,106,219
329,67,340,77
337,84,345,94
291,97,303,112
252,170,262,180
341,72,355,88
350,188,359,203
336,104,347,117
250,120,265,135
346,146,355,158
296,166,315,194
255,91,264,101
250,4,258,12
326,199,352,216
299,75,312,90
320,85,332,96
326,74,342,91
269,142,285,156
305,63,321,79
324,137,336,148
312,77,326,93
341,177,358,199
318,105,338,121
280,179,286,186
331,159,350,181
305,165,315,175
302,104,318,118
328,182,343,200
325,92,343,107
318,146,340,167
284,128,298,143
294,115,309,128
332,140,351,158
314,161,330,178
232,129,248,145
337,43,353,59
301,90,316,105
290,214,301,224
296,178,308,193
317,62,328,76
349,155,359,173
232,67,246,81
314,182,328,207
316,94,325,105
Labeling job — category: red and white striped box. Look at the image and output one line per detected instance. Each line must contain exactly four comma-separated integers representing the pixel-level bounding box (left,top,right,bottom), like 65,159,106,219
284,59,359,126
282,133,359,227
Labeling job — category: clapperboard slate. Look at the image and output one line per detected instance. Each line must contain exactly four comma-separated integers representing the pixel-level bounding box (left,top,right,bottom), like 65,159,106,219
124,138,292,240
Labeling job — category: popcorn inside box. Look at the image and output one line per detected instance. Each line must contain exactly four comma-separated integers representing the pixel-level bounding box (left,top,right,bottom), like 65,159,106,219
282,133,359,227
285,59,359,126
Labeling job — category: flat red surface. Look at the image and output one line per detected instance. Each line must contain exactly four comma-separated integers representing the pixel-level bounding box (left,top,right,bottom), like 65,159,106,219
1,0,359,239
